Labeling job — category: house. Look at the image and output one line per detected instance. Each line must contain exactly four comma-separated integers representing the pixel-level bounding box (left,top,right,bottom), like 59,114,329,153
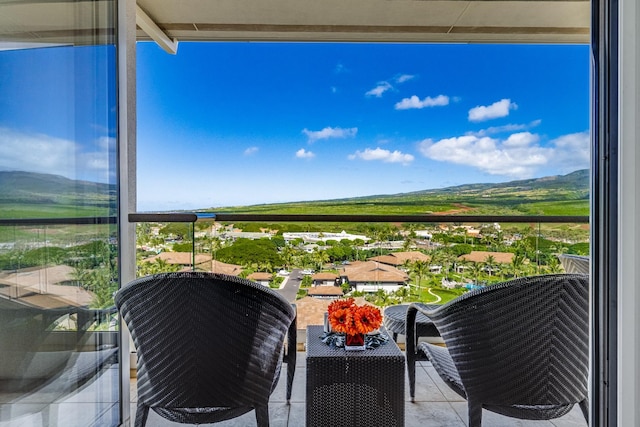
0,265,94,309
247,272,273,287
340,261,409,294
311,272,339,287
208,260,243,276
142,251,212,270
141,252,244,275
307,285,343,299
458,251,514,264
457,251,515,274
368,251,431,268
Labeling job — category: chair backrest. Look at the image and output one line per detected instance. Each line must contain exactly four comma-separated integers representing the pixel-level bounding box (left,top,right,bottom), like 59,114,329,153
558,254,590,275
115,272,295,409
429,274,589,407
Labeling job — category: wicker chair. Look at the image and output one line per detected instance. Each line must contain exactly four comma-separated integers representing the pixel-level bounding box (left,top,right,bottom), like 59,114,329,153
406,274,589,427
558,253,590,275
115,272,297,427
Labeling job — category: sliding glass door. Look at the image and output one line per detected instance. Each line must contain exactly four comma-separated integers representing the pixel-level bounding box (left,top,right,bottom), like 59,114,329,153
0,1,120,425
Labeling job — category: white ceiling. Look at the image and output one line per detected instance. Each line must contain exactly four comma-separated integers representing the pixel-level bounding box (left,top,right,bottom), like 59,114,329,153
0,0,590,50
135,0,590,45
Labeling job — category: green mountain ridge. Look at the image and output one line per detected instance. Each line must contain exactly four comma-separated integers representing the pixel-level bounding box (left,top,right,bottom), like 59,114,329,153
0,169,589,217
210,169,589,217
0,171,115,200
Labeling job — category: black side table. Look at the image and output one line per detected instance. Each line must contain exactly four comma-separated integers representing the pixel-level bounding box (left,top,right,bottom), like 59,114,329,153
306,325,405,427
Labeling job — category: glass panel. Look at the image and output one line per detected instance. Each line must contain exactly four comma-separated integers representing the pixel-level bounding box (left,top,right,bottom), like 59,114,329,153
0,1,118,425
134,216,589,338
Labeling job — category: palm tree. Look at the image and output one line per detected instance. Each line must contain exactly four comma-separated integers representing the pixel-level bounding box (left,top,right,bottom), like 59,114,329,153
401,223,418,250
258,260,274,273
311,249,329,271
280,245,295,270
483,255,497,276
469,262,484,285
409,260,430,297
510,253,526,278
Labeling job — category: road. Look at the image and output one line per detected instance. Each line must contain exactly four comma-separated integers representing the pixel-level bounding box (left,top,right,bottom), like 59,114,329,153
276,268,302,303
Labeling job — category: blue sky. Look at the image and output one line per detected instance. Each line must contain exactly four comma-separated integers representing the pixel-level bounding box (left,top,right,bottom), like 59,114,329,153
137,42,589,211
0,42,589,212
0,46,117,186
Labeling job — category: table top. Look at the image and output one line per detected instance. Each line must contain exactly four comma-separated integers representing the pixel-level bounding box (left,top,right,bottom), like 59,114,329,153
306,325,403,359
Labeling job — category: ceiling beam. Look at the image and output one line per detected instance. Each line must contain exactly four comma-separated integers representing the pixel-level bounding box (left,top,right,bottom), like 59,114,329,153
136,4,178,54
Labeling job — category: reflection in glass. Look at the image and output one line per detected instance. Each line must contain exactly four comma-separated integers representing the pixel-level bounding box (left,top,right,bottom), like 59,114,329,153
0,0,119,425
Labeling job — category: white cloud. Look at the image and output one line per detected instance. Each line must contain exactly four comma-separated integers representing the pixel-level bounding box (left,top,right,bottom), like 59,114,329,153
548,131,590,172
296,148,315,159
394,95,449,110
468,99,517,122
348,147,414,165
334,63,348,74
468,120,542,137
244,146,259,155
302,126,357,143
365,82,393,97
0,127,113,182
395,74,415,83
417,130,589,178
365,74,415,98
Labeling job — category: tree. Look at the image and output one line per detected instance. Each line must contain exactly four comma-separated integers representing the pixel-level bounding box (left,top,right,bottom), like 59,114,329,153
510,253,526,278
137,258,180,277
280,245,296,270
483,255,497,276
216,238,282,266
469,262,483,285
409,260,430,297
311,249,330,271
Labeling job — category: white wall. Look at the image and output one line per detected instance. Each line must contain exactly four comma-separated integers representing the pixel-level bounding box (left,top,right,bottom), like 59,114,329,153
618,0,640,423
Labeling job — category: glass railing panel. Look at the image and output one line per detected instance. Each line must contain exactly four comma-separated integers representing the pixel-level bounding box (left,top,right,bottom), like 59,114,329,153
131,214,589,338
0,222,118,426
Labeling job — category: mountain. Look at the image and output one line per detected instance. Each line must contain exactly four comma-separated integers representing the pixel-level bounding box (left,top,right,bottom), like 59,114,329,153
1,169,589,217
405,169,588,196
212,169,589,216
0,171,115,207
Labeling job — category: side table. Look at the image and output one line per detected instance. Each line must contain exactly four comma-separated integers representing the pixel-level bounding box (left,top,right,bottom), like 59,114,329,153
306,325,405,427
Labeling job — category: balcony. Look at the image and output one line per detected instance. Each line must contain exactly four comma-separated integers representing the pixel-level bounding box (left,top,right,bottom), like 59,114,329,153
127,351,587,426
0,214,588,426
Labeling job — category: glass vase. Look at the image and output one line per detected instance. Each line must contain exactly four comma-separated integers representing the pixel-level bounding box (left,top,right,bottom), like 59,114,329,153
345,333,366,351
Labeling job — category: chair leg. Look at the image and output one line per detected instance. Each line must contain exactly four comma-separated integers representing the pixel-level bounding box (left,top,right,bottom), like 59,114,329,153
255,405,270,427
468,401,483,427
286,357,295,403
135,402,150,427
286,311,297,403
407,350,417,402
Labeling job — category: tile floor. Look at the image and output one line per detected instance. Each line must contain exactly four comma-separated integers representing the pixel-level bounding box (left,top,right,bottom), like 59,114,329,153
0,351,588,426
130,352,589,427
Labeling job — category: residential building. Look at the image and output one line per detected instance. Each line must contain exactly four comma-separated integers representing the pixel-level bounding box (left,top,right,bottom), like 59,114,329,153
247,272,273,287
311,272,339,286
340,261,409,293
368,251,431,268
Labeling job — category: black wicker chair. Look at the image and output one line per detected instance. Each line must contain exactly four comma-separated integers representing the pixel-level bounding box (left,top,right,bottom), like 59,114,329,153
558,254,590,275
406,274,589,427
115,272,297,427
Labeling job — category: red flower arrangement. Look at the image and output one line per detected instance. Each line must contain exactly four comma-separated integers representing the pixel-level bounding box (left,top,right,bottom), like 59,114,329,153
327,297,382,336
